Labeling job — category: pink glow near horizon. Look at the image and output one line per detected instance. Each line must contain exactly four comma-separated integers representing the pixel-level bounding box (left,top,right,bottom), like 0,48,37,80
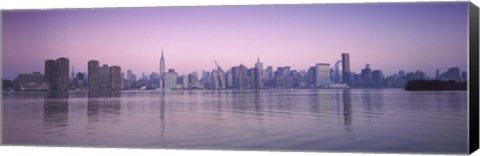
2,3,469,79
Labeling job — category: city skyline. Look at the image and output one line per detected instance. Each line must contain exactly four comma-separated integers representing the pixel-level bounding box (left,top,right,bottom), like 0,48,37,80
2,2,469,79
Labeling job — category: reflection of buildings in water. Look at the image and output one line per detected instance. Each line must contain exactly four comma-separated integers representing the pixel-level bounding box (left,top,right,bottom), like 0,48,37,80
86,90,122,130
87,89,121,98
308,90,321,116
213,90,223,120
361,89,373,118
252,90,264,127
43,91,69,135
342,89,353,131
159,91,166,141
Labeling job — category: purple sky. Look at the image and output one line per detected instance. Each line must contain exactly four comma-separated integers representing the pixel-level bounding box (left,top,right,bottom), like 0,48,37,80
2,2,469,80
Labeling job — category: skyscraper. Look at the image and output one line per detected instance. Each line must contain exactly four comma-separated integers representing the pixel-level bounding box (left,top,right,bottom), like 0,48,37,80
315,63,331,87
99,64,111,89
55,57,70,91
44,59,57,90
341,53,351,85
254,57,264,88
334,60,342,83
109,66,122,90
88,60,99,90
159,49,166,89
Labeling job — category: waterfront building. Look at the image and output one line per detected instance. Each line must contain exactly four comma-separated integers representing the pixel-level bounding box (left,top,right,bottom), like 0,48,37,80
75,72,86,88
252,68,262,89
210,71,220,89
341,53,351,85
334,60,342,83
181,75,188,89
218,71,226,89
254,57,264,84
305,66,316,87
88,60,99,90
159,50,165,89
164,71,178,90
15,72,49,91
315,63,331,87
188,72,198,87
55,57,70,91
110,66,122,90
99,64,111,89
236,65,248,89
265,66,274,80
44,59,57,90
361,64,372,87
372,70,384,87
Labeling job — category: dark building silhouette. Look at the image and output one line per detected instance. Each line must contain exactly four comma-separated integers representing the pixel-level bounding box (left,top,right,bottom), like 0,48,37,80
372,70,384,87
43,57,69,91
252,68,262,89
44,59,57,90
361,64,372,86
99,64,111,89
442,67,462,82
55,57,70,91
88,60,100,90
341,53,351,85
110,66,122,90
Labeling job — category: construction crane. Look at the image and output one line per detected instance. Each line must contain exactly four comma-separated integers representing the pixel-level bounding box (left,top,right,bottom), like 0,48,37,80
214,60,224,72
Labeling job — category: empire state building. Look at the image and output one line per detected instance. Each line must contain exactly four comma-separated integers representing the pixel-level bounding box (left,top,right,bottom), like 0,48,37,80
159,49,165,88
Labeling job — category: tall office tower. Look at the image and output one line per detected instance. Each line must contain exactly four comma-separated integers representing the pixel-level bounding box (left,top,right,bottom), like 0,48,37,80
99,64,111,89
372,70,384,87
210,70,220,89
226,70,233,88
88,60,100,90
188,72,198,86
71,66,75,81
341,53,351,85
315,63,331,87
238,65,247,89
265,66,273,80
109,66,122,90
218,71,226,89
56,57,70,91
76,72,86,87
253,68,262,89
230,66,239,88
181,75,188,89
435,69,440,80
159,49,166,88
306,66,316,87
255,57,264,79
274,68,285,88
45,59,57,90
334,60,342,83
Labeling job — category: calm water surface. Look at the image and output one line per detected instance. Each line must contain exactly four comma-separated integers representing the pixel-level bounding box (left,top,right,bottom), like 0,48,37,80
2,89,468,154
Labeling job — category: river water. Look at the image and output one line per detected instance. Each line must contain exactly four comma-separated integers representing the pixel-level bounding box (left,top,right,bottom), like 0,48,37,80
1,89,468,154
